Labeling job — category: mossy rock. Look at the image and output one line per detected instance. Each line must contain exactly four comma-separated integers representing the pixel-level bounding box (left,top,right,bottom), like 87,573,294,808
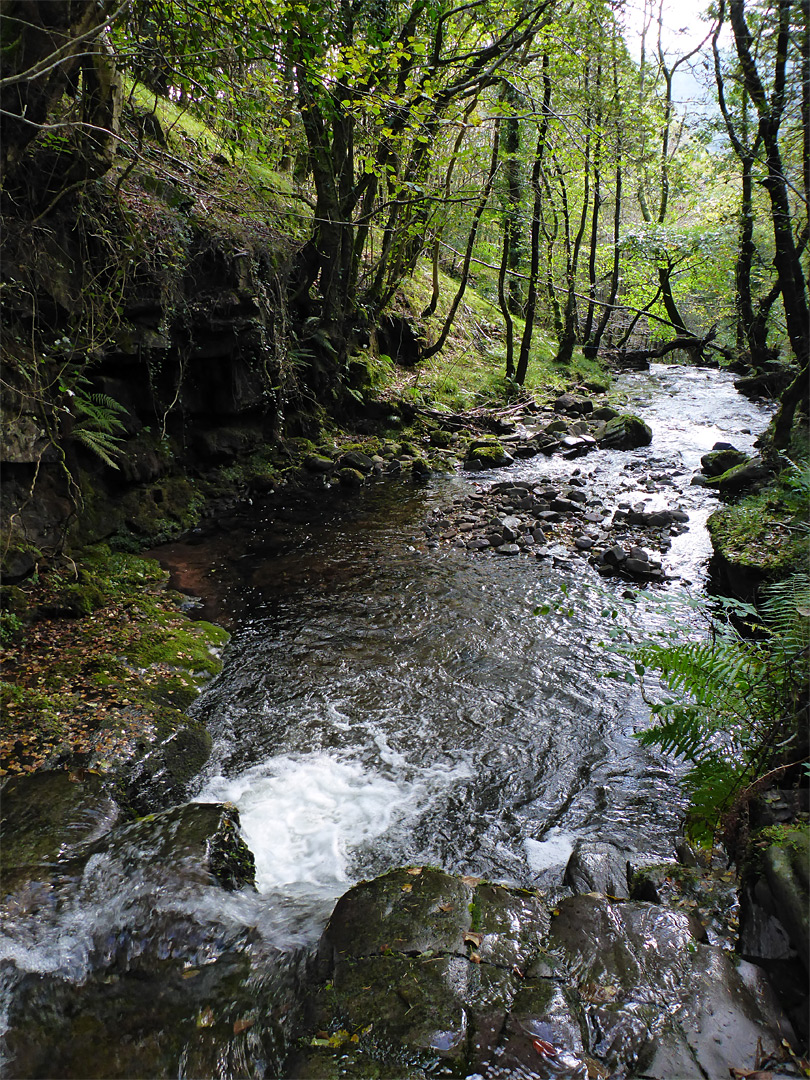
121,710,213,814
0,770,120,887
707,497,808,596
2,950,282,1080
465,441,513,469
596,413,652,450
700,448,750,477
703,455,771,492
338,467,366,488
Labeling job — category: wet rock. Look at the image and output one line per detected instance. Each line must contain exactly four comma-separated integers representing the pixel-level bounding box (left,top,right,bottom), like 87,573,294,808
339,449,374,473
411,457,432,478
338,466,366,488
602,545,627,566
551,497,581,513
624,557,663,580
122,715,213,814
564,841,631,898
496,543,521,555
1,771,120,893
700,447,749,477
292,870,795,1080
762,838,810,970
625,506,687,527
3,949,285,1080
303,453,335,473
597,414,653,451
560,434,597,458
704,455,771,492
465,440,514,469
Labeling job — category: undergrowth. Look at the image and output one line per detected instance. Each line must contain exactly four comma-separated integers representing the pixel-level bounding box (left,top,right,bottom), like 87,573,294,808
624,576,809,844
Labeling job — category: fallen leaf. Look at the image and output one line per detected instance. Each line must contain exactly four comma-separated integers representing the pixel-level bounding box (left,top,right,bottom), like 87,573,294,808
401,884,413,893
405,867,422,876
533,1038,558,1058
233,1018,254,1035
464,931,483,947
438,902,454,912
461,875,482,887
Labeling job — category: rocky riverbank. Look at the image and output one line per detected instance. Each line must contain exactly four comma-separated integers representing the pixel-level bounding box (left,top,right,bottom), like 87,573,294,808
288,864,802,1079
1,376,807,1080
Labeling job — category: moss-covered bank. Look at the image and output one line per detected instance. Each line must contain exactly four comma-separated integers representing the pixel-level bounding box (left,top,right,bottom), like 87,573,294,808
707,434,809,601
0,547,227,809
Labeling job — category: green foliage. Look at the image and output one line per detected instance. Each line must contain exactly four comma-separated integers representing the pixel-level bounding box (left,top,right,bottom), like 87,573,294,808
0,611,23,646
631,576,810,844
71,383,129,469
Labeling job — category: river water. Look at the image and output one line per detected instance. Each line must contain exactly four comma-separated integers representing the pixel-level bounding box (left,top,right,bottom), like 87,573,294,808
184,364,771,943
0,364,775,1072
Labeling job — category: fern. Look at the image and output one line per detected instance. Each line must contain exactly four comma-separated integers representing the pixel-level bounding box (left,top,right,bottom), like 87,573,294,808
71,385,128,468
629,576,809,844
73,428,125,469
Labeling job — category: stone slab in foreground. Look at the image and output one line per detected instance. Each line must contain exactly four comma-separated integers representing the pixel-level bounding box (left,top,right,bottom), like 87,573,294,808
289,866,796,1079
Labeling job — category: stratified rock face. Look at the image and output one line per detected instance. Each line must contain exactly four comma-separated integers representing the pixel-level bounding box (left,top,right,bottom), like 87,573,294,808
290,867,795,1079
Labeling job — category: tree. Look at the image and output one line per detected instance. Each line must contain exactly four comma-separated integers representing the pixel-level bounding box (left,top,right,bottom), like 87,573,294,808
0,0,126,195
725,0,808,445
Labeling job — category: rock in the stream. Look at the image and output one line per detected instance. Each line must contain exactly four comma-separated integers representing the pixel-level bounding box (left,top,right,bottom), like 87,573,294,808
597,414,653,451
339,449,375,473
465,439,515,469
700,446,750,477
1,792,266,1078
289,867,796,1079
564,840,631,898
303,453,335,474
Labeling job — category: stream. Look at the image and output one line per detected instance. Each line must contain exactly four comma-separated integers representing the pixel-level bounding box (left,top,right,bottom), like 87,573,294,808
0,364,776,1076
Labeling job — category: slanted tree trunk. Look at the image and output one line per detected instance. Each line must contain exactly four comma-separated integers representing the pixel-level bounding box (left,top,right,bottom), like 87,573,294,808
729,0,809,390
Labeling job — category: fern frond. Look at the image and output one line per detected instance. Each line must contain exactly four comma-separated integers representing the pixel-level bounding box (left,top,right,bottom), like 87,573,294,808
73,429,122,469
74,392,128,435
759,573,810,654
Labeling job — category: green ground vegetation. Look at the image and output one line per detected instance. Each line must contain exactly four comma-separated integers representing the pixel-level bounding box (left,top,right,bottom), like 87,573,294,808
0,548,227,778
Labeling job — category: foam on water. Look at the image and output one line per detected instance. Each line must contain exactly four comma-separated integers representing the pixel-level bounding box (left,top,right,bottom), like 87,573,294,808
198,751,471,895
524,830,576,875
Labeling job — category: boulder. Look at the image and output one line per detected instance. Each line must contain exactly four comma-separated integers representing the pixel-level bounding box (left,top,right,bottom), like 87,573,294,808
338,467,365,488
303,453,334,473
339,449,374,473
465,440,514,469
597,414,653,451
704,455,771,492
554,393,593,415
564,840,630,898
700,447,750,477
291,869,795,1080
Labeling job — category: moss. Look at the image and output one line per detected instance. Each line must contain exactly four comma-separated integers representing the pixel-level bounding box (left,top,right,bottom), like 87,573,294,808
207,806,257,891
0,547,227,782
752,823,810,876
468,891,482,932
708,492,808,581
